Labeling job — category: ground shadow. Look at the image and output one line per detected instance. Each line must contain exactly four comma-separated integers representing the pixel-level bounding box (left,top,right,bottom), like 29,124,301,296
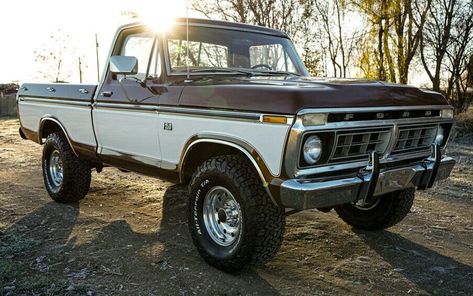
2,201,80,247
355,229,473,294
1,183,280,295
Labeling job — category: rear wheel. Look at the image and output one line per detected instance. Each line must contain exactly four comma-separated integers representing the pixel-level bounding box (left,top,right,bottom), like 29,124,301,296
335,188,415,230
42,132,91,203
188,155,285,273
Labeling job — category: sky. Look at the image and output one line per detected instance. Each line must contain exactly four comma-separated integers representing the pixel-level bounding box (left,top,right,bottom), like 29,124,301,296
0,0,190,84
0,0,426,86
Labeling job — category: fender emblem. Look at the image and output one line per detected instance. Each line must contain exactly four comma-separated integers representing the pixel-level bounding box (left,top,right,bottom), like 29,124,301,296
164,122,172,131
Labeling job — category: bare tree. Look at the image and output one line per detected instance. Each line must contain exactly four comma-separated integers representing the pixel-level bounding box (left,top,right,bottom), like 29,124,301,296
445,4,473,112
355,0,430,83
192,0,300,39
420,0,457,91
420,0,473,112
33,30,75,83
393,0,431,84
311,0,359,77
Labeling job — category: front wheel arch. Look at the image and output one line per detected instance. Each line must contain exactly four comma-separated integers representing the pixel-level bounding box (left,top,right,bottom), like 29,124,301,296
179,139,279,207
179,139,269,183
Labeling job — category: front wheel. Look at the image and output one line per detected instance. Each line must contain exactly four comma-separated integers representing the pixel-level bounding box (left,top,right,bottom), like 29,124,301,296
335,188,415,231
188,155,285,273
42,132,91,203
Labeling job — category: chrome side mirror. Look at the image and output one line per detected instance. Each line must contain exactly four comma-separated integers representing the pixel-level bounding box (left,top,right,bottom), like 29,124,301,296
109,56,138,75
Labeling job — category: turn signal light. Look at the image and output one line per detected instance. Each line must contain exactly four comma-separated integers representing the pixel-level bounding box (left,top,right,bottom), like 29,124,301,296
261,115,290,124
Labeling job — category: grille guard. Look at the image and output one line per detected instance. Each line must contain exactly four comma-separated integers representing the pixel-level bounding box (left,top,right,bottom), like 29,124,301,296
278,143,455,210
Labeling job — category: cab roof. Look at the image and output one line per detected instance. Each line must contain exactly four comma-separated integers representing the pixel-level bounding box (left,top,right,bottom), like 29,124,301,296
120,18,288,38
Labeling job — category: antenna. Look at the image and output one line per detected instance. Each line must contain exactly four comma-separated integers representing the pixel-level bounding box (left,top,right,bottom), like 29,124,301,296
186,0,190,80
95,33,100,82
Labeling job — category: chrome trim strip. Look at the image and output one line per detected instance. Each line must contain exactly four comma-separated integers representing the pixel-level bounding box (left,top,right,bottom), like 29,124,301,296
294,149,432,178
295,116,453,131
38,117,79,157
94,102,157,113
297,105,452,116
94,102,294,123
158,105,261,121
180,138,278,205
19,97,91,107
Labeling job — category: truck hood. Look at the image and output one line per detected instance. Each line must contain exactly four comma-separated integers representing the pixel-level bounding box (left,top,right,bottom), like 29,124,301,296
178,76,448,114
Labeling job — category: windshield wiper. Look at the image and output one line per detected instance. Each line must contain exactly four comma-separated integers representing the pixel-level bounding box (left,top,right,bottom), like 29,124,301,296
252,70,302,77
186,68,301,77
188,68,254,76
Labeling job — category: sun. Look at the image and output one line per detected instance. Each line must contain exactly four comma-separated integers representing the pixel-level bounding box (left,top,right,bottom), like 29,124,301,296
137,0,187,32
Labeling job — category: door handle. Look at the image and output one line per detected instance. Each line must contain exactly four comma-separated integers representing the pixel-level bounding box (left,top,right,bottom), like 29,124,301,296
150,86,168,95
46,87,56,92
79,88,89,94
101,91,113,97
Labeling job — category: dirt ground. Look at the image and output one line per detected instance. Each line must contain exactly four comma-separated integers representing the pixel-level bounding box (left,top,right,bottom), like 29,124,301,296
0,118,472,296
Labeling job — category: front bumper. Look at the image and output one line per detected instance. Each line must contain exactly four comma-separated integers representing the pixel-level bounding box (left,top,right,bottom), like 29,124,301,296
279,147,456,210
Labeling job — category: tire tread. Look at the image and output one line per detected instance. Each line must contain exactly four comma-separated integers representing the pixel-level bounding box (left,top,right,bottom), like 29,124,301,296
188,155,285,272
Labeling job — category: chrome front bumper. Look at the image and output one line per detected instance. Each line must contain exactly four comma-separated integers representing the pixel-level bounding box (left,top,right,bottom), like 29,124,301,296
279,147,456,210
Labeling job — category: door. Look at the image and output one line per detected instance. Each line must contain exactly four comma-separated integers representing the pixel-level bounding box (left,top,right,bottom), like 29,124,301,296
93,29,163,171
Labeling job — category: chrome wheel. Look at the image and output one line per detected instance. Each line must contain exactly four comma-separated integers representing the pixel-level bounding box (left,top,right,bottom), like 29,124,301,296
353,198,381,210
48,150,64,187
203,186,242,247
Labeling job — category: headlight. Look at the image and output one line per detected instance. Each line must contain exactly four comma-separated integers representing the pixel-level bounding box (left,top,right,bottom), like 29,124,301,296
441,109,454,118
303,135,322,164
435,126,444,144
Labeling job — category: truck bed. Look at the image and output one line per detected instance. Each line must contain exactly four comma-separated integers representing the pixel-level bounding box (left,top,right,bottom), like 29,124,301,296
18,83,97,101
17,83,98,158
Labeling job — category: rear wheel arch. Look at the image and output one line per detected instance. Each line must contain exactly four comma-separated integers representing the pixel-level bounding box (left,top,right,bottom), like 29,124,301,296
38,117,78,156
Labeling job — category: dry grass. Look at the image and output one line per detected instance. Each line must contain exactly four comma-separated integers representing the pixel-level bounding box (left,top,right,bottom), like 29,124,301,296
455,108,473,137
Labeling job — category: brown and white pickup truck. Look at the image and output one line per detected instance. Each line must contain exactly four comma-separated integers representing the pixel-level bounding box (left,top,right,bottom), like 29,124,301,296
17,18,455,272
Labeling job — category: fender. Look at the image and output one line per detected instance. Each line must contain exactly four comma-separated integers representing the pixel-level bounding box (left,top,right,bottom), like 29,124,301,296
179,134,279,205
38,116,79,157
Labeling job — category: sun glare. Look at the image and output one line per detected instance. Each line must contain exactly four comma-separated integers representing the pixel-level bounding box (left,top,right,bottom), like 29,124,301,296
138,0,187,32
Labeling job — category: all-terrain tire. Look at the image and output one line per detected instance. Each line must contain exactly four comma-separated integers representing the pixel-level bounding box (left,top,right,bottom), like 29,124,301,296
335,188,415,231
188,155,285,273
42,132,91,203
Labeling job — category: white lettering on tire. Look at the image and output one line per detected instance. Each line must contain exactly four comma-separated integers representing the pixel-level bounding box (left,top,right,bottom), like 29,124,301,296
193,179,210,235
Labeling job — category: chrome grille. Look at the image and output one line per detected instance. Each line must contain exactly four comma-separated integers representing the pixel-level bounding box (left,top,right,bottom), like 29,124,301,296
393,124,438,154
330,128,391,162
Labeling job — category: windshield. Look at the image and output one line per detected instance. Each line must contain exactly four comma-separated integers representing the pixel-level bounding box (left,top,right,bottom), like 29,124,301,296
165,25,308,76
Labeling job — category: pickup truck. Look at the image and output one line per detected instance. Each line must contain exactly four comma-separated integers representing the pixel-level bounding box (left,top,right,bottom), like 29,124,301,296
17,18,456,273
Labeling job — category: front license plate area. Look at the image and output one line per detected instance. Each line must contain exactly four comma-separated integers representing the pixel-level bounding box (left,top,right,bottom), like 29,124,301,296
374,168,417,196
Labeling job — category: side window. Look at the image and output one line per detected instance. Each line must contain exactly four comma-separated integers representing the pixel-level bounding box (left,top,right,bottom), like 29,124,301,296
249,44,296,72
119,33,155,80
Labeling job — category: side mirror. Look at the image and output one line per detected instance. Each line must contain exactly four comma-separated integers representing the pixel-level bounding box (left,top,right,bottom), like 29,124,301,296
109,56,138,75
